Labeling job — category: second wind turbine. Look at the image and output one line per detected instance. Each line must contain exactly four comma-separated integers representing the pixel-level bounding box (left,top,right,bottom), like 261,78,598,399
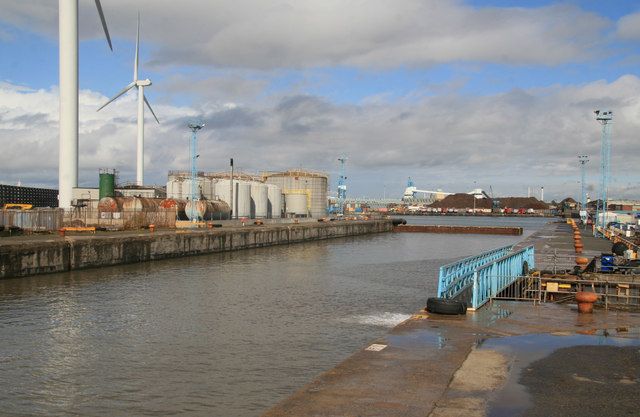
98,13,159,186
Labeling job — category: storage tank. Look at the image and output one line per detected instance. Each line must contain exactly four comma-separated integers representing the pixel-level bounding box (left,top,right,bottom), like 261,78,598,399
267,184,282,218
166,178,185,199
264,170,328,218
201,177,216,200
182,178,206,200
235,181,251,218
121,197,161,212
98,196,121,212
215,179,231,204
160,198,187,220
185,200,231,221
250,183,269,218
285,193,308,216
98,169,116,200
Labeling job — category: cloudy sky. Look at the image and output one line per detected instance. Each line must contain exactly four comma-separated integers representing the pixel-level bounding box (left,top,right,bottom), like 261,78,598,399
1,0,639,201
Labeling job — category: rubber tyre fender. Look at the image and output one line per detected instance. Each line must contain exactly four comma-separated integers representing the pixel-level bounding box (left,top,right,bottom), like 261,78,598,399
426,297,467,315
611,242,628,256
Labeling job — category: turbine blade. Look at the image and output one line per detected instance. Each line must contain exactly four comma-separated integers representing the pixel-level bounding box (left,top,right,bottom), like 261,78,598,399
134,12,140,81
144,95,160,124
95,0,113,51
97,82,136,111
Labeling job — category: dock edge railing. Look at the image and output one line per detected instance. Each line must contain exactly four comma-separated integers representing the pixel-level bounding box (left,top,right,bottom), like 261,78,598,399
437,245,514,299
470,245,535,310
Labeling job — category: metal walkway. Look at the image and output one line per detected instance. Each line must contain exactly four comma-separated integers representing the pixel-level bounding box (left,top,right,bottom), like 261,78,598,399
437,245,535,310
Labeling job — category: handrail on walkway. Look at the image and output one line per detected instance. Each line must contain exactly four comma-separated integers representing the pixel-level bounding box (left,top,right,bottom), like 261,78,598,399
470,246,535,310
437,245,513,299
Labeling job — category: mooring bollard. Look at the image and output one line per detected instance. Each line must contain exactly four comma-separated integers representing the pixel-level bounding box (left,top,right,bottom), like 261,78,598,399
149,224,155,233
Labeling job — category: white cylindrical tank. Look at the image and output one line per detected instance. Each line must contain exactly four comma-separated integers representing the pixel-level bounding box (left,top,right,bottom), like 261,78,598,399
183,178,205,200
215,179,231,205
285,193,308,216
250,183,268,218
201,177,216,200
167,178,184,199
235,181,251,218
267,184,282,218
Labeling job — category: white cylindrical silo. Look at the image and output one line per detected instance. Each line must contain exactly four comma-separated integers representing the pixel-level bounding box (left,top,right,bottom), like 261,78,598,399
267,184,282,218
166,179,178,199
215,179,231,205
285,193,308,216
183,178,205,200
235,181,251,218
250,182,268,218
201,177,216,200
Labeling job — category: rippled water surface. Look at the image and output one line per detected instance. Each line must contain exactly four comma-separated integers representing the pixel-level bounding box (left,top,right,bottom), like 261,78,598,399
0,216,548,416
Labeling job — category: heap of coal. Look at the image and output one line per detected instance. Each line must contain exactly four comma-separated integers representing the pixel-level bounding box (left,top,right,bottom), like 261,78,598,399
430,194,492,209
429,194,548,209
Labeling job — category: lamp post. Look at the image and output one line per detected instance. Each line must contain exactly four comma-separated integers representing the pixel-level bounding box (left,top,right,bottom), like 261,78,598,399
187,121,204,222
594,110,612,237
578,155,589,227
473,181,477,215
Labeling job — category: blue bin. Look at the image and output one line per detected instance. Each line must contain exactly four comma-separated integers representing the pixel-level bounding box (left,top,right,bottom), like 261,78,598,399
600,253,614,272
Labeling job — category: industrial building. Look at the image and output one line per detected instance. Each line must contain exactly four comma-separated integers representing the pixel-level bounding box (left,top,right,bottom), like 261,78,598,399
166,171,283,219
0,184,59,207
166,169,329,219
262,169,329,218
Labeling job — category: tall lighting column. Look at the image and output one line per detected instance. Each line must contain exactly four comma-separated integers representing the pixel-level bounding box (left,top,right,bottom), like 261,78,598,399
594,110,612,237
578,155,589,209
337,156,347,216
187,121,205,221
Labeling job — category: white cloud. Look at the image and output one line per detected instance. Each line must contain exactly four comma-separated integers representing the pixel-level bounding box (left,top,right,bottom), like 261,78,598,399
617,12,640,39
0,0,609,69
1,75,639,201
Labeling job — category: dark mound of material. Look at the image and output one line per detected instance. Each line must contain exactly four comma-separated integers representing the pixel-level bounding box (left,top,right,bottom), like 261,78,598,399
499,197,549,209
518,345,640,417
430,193,492,209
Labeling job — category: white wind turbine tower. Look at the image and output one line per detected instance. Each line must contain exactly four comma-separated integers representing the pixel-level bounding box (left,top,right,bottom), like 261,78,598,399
58,0,113,209
98,13,159,186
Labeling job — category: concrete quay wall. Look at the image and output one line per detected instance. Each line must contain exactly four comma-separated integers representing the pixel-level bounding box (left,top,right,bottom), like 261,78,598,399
0,220,392,279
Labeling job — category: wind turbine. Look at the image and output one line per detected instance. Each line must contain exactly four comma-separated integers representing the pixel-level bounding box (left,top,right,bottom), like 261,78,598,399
58,0,113,209
98,13,159,186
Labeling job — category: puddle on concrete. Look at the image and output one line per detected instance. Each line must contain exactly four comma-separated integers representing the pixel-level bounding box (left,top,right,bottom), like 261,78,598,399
484,332,640,417
387,328,450,350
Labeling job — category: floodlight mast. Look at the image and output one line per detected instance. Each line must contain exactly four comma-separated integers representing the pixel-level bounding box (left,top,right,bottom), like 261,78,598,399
593,110,612,237
578,155,589,210
337,156,348,215
188,122,205,222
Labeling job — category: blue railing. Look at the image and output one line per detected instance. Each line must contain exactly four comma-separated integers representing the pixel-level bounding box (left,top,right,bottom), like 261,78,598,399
470,245,535,310
437,245,513,299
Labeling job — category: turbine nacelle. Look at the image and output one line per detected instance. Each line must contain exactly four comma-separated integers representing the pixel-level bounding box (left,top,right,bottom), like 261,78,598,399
136,79,152,87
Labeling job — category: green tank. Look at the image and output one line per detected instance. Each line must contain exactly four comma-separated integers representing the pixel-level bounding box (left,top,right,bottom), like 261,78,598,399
99,171,116,200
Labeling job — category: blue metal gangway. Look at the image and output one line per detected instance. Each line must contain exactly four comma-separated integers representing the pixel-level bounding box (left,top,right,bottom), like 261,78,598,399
437,245,535,310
